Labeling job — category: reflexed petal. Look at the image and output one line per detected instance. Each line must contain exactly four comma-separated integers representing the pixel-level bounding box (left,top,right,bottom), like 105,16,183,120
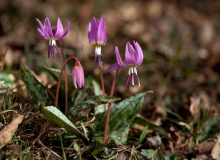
125,42,137,65
45,17,53,37
37,28,47,39
115,47,126,67
88,22,91,43
105,63,123,73
55,18,64,39
97,16,107,45
61,21,70,38
89,17,97,45
36,18,44,32
133,41,143,65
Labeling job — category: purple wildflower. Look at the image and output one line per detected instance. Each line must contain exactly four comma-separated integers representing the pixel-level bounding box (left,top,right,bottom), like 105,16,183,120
106,41,143,89
88,15,107,67
36,17,70,59
72,61,85,88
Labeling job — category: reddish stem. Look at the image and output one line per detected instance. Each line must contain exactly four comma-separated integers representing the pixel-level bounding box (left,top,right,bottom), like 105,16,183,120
58,40,68,116
55,56,79,113
99,66,106,110
103,69,119,142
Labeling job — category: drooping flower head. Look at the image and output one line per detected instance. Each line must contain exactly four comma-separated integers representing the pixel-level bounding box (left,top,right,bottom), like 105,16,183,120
36,17,70,59
106,41,143,89
72,61,85,88
88,15,107,67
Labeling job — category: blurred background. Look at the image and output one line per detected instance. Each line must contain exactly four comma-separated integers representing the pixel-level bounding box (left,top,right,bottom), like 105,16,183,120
1,0,220,133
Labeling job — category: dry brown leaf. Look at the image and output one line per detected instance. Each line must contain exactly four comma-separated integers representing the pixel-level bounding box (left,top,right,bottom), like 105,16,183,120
0,115,24,146
5,144,22,156
116,152,126,160
194,141,216,154
196,154,208,160
211,135,220,160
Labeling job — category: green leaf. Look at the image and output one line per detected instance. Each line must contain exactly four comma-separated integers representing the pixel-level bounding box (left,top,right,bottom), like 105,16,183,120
139,125,148,144
91,148,105,156
0,71,14,88
42,105,88,143
199,116,220,141
141,149,165,160
19,64,55,110
92,80,106,114
74,141,80,152
95,92,146,144
132,116,173,142
92,137,104,144
70,95,120,116
44,65,72,81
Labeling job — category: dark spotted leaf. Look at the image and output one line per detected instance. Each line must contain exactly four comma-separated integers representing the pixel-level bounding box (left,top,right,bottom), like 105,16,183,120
94,92,147,144
70,95,120,117
42,105,88,144
19,64,55,110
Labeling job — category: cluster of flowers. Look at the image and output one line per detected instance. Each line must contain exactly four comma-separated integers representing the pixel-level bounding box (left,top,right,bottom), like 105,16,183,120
36,16,143,89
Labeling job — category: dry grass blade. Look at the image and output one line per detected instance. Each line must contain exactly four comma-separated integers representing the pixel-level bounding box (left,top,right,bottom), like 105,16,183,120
0,115,24,146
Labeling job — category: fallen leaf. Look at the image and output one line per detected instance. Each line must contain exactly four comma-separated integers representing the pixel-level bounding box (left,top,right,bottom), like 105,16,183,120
0,115,24,146
5,144,22,156
194,141,216,154
211,135,220,160
196,154,208,160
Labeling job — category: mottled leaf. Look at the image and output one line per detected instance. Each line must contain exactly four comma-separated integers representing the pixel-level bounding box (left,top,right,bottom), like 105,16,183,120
141,149,165,160
95,92,146,144
42,105,88,143
19,64,54,110
70,95,120,116
132,116,173,142
199,116,220,141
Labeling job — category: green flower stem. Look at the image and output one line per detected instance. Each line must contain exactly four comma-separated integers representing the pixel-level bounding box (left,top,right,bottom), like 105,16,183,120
58,40,68,115
55,56,79,115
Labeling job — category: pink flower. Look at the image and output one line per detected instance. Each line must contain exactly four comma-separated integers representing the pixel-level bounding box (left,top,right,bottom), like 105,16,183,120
88,16,107,67
72,61,85,88
106,41,143,89
36,17,70,58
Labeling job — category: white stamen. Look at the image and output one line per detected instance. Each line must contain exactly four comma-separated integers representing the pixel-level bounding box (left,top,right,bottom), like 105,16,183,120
49,39,56,46
49,39,52,45
134,67,138,74
131,67,134,86
128,68,131,75
95,46,101,55
52,39,56,46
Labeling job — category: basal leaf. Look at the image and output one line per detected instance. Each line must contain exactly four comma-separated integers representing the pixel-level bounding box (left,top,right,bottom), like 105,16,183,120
0,71,15,88
132,116,173,142
95,92,146,144
92,80,106,114
19,64,55,110
199,116,220,141
139,125,148,144
42,105,88,143
70,95,120,116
